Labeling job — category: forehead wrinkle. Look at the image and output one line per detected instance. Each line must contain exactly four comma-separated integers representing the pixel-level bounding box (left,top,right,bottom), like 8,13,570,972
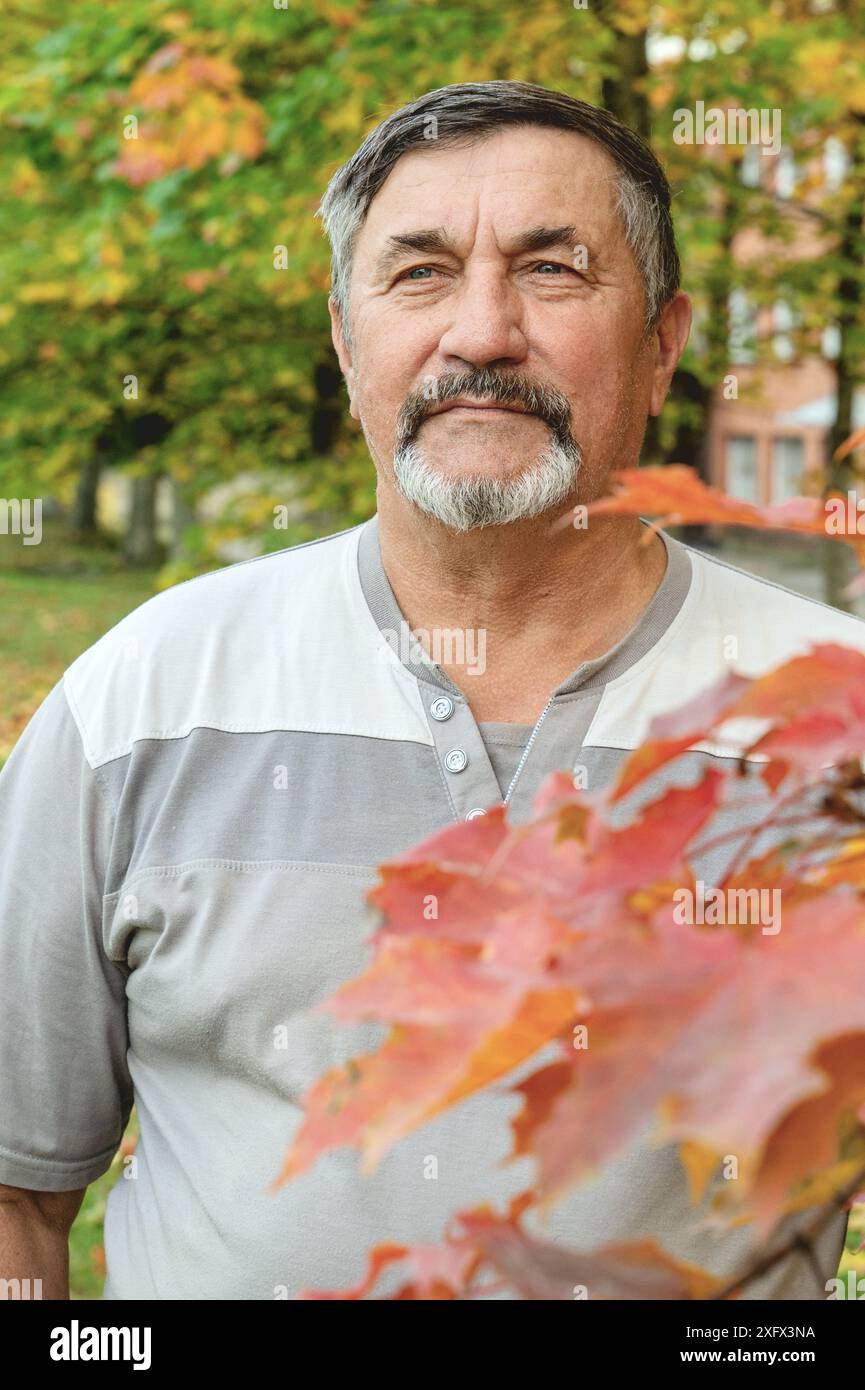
361,147,625,290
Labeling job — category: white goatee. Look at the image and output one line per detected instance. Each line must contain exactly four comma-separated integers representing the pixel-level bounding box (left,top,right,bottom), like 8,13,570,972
391,436,582,532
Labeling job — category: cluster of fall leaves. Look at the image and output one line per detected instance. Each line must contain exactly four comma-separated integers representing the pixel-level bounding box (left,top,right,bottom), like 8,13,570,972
271,464,865,1299
113,43,265,186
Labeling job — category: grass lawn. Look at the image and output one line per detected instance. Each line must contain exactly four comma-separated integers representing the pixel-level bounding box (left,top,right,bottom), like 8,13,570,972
0,527,157,766
2,525,864,1298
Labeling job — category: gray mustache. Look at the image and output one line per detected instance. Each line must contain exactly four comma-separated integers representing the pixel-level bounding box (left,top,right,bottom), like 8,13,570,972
395,368,573,450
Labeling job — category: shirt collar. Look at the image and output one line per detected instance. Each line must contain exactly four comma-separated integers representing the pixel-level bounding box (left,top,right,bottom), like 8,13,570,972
356,511,693,700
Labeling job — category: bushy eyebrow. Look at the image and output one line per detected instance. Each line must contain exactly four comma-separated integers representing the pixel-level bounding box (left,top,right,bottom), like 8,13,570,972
374,227,457,274
371,224,598,280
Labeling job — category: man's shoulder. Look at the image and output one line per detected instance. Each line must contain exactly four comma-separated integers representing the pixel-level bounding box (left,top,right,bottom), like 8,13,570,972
70,522,364,667
62,522,369,768
590,541,865,755
686,543,865,661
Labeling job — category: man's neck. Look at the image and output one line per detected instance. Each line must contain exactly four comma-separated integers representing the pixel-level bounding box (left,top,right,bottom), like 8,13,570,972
375,489,669,724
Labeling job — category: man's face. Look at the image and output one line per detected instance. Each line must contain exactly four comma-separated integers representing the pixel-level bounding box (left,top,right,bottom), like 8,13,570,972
331,124,688,526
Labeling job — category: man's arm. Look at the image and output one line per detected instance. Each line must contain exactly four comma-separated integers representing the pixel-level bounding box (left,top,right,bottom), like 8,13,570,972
0,1183,86,1299
0,680,133,1295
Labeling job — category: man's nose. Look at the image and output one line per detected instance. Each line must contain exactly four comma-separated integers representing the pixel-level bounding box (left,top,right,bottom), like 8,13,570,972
437,270,528,369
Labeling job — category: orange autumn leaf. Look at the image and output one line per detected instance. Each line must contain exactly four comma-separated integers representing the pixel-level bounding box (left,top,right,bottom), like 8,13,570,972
458,1211,723,1301
274,643,865,1297
607,643,865,805
740,1034,865,1231
297,1194,722,1300
580,464,826,532
834,425,865,463
516,891,865,1232
557,464,865,579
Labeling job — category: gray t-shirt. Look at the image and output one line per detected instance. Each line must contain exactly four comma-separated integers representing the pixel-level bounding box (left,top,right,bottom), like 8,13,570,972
477,721,532,801
1,514,862,1299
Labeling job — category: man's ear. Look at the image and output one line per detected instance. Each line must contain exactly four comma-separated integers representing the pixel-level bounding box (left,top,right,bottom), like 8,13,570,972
329,296,360,421
648,291,692,416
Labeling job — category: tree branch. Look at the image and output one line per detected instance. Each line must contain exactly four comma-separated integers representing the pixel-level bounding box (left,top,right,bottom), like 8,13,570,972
712,1157,865,1300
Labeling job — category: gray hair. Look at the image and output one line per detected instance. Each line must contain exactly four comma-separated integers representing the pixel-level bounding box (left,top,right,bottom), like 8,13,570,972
317,80,680,345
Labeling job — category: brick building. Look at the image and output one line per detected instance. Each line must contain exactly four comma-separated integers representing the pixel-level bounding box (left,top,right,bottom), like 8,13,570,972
704,140,863,504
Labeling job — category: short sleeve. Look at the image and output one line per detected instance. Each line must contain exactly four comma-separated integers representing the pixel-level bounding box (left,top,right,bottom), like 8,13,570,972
0,680,133,1190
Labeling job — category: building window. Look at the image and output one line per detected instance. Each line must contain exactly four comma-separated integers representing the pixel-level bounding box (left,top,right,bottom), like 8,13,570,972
725,436,760,502
772,300,797,361
771,437,805,502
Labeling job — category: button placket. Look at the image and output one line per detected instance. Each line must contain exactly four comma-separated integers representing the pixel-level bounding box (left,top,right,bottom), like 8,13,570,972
419,680,504,822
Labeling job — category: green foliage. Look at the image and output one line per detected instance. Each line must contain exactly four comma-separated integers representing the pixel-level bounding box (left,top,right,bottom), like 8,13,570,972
2,0,865,566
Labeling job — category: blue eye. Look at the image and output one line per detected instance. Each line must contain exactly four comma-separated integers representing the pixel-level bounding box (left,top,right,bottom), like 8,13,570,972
406,266,434,279
535,262,566,274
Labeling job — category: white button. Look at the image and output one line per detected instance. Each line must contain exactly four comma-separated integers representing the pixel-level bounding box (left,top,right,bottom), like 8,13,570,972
466,807,486,819
430,696,454,721
444,748,468,773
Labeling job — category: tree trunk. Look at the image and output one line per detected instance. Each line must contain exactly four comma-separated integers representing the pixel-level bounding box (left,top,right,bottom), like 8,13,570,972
124,474,162,568
667,370,714,548
122,411,173,567
822,116,865,610
678,161,741,548
310,346,343,455
598,9,650,139
71,439,106,536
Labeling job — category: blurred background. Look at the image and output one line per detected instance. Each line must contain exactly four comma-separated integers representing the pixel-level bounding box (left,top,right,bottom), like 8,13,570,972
2,0,864,1296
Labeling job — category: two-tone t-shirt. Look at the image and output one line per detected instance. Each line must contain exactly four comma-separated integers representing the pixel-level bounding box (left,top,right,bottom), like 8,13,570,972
1,513,864,1299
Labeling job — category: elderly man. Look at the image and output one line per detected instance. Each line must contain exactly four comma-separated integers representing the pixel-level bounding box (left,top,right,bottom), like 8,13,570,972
2,80,864,1302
